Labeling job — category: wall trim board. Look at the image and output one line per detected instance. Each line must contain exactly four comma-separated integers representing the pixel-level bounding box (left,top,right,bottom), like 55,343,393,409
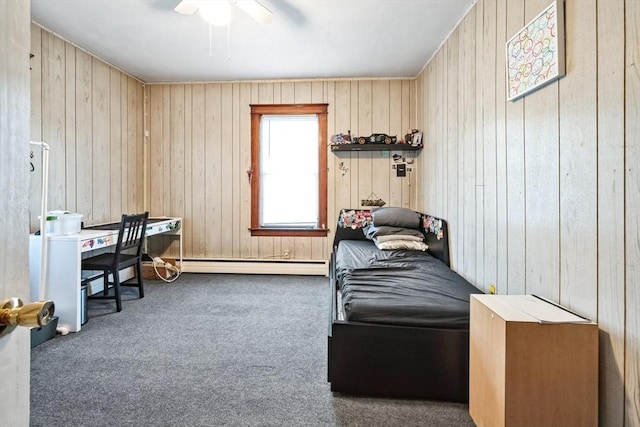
144,76,418,85
181,259,329,276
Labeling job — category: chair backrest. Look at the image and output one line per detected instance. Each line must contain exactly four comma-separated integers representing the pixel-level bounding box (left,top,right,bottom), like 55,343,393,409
113,212,149,262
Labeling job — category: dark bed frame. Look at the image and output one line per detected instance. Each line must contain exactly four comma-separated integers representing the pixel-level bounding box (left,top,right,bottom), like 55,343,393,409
327,209,470,402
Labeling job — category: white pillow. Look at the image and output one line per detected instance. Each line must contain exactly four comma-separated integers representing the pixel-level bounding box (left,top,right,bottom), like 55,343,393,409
375,234,424,243
374,239,429,251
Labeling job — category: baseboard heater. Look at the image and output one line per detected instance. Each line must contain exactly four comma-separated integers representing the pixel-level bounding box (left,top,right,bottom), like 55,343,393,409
181,258,329,276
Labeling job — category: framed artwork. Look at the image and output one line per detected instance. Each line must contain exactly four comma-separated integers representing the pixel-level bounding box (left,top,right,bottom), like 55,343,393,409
506,0,565,101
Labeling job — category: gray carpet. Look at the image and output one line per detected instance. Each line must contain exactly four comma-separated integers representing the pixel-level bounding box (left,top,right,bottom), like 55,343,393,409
30,273,475,427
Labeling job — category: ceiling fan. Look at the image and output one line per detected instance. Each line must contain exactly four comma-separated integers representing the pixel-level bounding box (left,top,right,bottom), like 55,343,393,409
175,0,273,26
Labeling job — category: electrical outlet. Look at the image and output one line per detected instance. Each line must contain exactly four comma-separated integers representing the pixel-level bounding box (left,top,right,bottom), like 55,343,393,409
283,250,290,259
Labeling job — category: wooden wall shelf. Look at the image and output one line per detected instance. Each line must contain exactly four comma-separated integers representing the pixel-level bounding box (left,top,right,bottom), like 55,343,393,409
330,144,423,152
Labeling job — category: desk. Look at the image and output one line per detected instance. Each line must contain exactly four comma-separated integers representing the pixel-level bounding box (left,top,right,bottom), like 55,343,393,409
29,217,182,332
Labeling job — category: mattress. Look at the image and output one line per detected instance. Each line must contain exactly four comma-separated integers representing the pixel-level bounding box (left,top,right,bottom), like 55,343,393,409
336,240,481,328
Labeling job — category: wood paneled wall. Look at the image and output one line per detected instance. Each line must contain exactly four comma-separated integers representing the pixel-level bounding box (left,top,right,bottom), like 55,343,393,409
29,24,144,230
418,0,639,425
1,2,32,424
146,79,417,261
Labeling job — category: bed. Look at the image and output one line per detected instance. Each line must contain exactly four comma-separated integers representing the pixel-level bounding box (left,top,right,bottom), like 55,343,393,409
327,208,482,402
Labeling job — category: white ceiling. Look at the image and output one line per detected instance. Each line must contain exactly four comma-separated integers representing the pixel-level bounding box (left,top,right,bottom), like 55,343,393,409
30,0,475,83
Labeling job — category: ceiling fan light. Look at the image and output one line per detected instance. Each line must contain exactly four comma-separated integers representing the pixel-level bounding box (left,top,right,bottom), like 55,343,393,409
199,1,232,26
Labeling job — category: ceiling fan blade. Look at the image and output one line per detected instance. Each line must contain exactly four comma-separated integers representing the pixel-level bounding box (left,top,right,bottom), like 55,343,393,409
233,0,273,24
175,0,200,15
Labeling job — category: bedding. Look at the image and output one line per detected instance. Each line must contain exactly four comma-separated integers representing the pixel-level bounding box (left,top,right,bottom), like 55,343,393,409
374,234,424,243
370,206,421,228
328,208,482,401
337,240,480,327
364,224,425,239
372,239,429,251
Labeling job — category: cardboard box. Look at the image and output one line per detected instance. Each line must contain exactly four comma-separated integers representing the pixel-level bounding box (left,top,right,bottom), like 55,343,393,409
142,257,177,280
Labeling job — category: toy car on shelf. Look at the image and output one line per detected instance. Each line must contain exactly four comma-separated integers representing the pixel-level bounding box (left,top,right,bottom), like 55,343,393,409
355,133,397,144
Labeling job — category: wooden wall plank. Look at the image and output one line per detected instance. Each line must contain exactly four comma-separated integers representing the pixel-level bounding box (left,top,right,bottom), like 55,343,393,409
349,81,360,207
446,30,460,270
482,0,497,293
161,85,171,215
29,26,43,231
389,80,403,207
126,74,135,213
371,80,390,208
204,83,222,257
280,81,294,103
456,20,467,270
91,60,111,223
505,0,526,295
495,0,508,295
596,1,626,425
334,81,352,212
134,80,144,213
523,0,560,300
294,80,312,103
424,64,434,212
435,46,445,218
148,85,163,217
191,83,206,257
311,80,326,260
625,1,640,424
109,68,121,219
220,83,234,258
357,81,373,208
183,84,193,257
440,44,448,221
169,84,185,213
75,49,93,220
409,78,419,208
258,82,273,103
42,31,67,211
170,85,186,233
232,83,242,257
474,0,485,289
559,0,597,318
462,11,477,283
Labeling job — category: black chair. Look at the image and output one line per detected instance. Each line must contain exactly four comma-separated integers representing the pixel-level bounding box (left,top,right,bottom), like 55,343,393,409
81,212,149,312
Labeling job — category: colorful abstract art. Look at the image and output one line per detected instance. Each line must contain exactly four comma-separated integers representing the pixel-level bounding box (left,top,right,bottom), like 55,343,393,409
506,0,565,101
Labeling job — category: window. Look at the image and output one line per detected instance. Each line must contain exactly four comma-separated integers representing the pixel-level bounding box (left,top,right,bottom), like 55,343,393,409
250,104,328,237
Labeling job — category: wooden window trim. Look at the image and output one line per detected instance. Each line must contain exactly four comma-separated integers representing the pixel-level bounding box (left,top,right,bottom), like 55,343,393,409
250,103,328,237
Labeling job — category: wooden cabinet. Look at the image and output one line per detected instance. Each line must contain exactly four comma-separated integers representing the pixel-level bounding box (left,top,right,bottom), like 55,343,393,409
469,294,598,427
